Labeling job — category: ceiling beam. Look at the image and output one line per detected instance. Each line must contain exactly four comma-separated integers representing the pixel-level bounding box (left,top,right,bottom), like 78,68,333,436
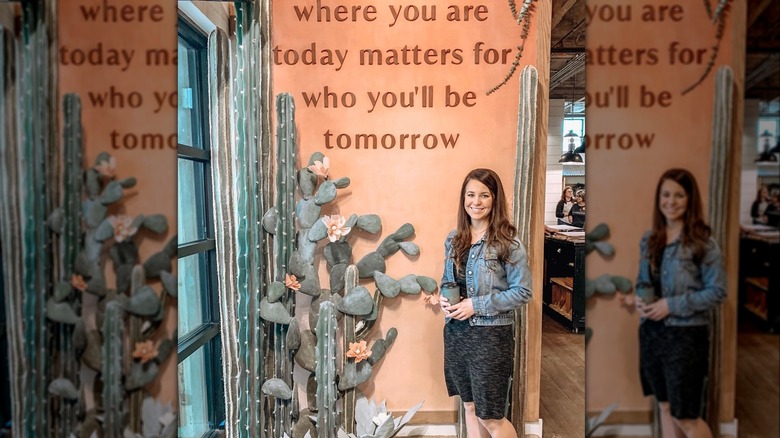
551,0,578,29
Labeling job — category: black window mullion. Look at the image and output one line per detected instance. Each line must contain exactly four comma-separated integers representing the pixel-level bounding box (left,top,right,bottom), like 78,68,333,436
178,322,219,362
179,239,216,258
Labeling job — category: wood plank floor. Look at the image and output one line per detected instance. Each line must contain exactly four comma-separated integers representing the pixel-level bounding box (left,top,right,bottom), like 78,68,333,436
540,312,585,438
734,317,779,438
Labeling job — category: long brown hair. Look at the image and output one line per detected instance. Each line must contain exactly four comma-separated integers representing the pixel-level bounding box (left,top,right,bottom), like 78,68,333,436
561,185,573,202
647,168,711,272
452,169,517,269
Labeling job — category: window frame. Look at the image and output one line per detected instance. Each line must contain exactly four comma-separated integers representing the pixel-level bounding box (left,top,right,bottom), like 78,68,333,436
177,13,225,433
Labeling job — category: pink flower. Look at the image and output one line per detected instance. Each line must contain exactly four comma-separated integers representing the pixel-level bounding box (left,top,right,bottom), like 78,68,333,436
285,273,301,291
132,340,158,364
94,156,117,179
308,156,330,179
423,293,440,306
346,340,372,363
71,274,88,292
108,215,139,243
322,215,351,242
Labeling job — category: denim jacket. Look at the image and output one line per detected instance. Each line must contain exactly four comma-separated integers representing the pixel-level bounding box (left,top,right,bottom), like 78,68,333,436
636,231,726,326
441,230,533,326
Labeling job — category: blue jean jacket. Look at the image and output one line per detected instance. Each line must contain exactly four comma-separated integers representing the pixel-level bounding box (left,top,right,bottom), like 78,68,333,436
636,231,727,326
441,230,533,326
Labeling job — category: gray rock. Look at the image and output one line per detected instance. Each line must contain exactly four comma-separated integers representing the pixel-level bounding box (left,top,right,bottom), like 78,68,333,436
398,242,420,256
297,198,321,228
313,181,337,205
344,214,358,230
308,219,328,242
142,215,168,234
299,168,318,197
73,320,87,353
332,176,350,189
263,207,278,234
390,223,415,240
298,264,321,297
337,286,373,316
126,286,161,316
356,214,381,234
288,251,307,277
306,374,317,411
399,275,422,294
84,199,107,228
356,252,386,278
308,151,325,166
416,276,438,293
376,236,400,258
295,330,316,372
267,281,287,303
160,270,177,298
53,281,72,302
48,378,79,400
99,181,123,205
82,331,102,370
48,208,63,233
374,272,400,298
143,251,172,278
329,264,347,295
46,299,80,325
324,241,352,267
287,318,301,350
94,218,114,242
126,362,159,391
262,378,293,400
259,297,293,324
338,360,372,390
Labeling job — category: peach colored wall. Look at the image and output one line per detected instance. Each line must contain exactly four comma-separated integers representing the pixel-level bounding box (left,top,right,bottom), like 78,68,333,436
586,0,739,416
273,0,539,412
58,0,177,407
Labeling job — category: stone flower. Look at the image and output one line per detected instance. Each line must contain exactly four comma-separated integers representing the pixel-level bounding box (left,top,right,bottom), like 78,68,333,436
71,274,88,292
423,292,440,307
372,412,392,427
322,214,351,243
132,340,158,364
108,215,139,243
346,340,372,363
285,273,301,291
94,156,117,179
308,156,330,179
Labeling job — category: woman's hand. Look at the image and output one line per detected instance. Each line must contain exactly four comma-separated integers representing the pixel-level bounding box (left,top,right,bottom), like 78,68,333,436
443,298,475,320
637,297,670,321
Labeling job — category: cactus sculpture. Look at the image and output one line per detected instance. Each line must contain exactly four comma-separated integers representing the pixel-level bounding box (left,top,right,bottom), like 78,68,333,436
102,301,125,438
261,94,427,438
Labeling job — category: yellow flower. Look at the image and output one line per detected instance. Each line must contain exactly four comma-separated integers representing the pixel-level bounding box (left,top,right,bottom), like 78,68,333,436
322,215,351,243
308,156,330,179
285,273,301,291
346,340,372,363
71,274,88,292
94,156,116,179
132,340,158,364
108,215,139,243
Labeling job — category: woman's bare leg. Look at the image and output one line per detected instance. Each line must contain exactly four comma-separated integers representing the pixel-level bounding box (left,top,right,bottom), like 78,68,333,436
463,402,490,438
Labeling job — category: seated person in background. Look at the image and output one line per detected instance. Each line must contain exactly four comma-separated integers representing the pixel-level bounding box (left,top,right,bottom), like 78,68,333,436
569,189,586,228
556,186,575,225
751,185,771,225
765,189,780,228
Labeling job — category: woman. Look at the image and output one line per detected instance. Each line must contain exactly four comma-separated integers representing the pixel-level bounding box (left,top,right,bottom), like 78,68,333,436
555,186,575,224
635,169,726,438
750,185,770,225
439,168,533,438
568,189,586,228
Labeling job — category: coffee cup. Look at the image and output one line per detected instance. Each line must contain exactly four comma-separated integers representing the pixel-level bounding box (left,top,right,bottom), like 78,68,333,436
635,286,657,304
440,282,461,305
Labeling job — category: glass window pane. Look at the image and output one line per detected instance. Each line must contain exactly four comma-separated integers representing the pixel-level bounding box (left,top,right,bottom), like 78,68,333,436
178,251,211,337
178,158,207,243
178,347,210,438
178,38,205,149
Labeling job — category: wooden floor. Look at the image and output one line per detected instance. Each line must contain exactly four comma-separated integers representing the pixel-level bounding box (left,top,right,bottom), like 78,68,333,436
734,316,780,438
539,312,586,438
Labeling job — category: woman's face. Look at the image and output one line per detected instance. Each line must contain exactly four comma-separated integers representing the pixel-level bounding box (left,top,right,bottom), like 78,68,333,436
463,179,493,223
761,187,769,199
565,188,573,199
659,179,688,223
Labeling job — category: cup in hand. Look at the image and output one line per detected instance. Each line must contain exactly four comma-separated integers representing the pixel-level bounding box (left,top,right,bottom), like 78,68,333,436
440,282,461,305
635,286,657,304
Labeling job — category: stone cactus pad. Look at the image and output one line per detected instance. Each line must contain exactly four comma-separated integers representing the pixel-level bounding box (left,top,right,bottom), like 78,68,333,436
337,286,373,316
324,241,352,267
48,378,79,400
54,281,72,302
299,264,322,297
374,272,400,298
288,251,307,277
143,251,172,278
262,207,278,234
126,362,159,391
298,229,318,263
313,181,337,205
267,281,287,303
398,242,420,256
94,219,114,242
610,275,633,292
99,181,123,205
46,299,80,325
390,223,415,240
399,275,422,294
287,318,301,350
126,286,161,316
356,252,386,278
295,330,316,372
593,274,617,294
297,198,322,228
259,297,293,324
332,176,350,189
338,360,372,390
308,219,328,242
416,276,438,293
262,378,293,400
356,214,381,234
308,151,325,165
299,168,318,197
376,237,400,258
160,270,177,298
142,215,168,234
329,263,347,295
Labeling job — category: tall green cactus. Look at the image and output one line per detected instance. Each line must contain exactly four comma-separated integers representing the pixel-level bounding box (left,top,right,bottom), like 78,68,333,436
102,301,125,438
316,301,338,438
342,266,358,434
273,92,298,438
